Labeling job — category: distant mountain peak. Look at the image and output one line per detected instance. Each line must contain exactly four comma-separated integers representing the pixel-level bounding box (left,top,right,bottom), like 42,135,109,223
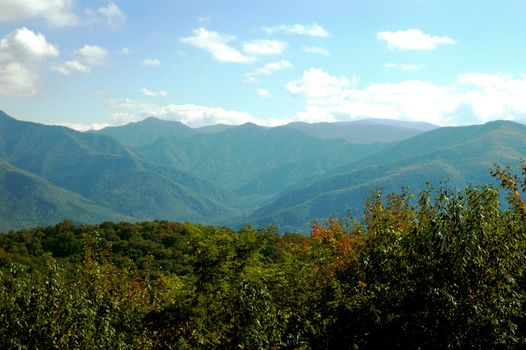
137,116,187,126
95,116,194,147
239,122,264,128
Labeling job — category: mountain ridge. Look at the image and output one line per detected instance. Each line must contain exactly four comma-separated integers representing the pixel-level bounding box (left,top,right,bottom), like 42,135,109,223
1,111,525,233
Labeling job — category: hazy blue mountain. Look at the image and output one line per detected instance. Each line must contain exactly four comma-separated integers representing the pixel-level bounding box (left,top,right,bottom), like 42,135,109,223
93,117,195,147
136,122,384,197
349,118,437,130
284,118,437,143
247,121,526,232
2,110,525,234
234,142,388,198
0,158,131,231
0,111,237,229
97,117,437,148
333,120,523,174
195,123,236,134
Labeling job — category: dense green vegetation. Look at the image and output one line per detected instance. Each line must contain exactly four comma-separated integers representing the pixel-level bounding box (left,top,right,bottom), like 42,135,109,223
1,164,525,349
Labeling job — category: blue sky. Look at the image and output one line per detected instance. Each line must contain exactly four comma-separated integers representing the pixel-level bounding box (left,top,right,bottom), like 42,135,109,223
0,0,525,130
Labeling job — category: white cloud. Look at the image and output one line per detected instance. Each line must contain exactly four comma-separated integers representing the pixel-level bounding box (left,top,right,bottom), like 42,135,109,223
302,46,330,56
142,58,161,67
384,63,424,71
286,68,355,98
257,88,271,98
54,122,109,131
75,45,109,66
98,2,126,30
286,68,526,125
52,44,109,75
0,62,41,97
181,28,256,63
141,88,168,97
263,23,330,38
119,47,130,55
107,98,291,127
456,73,526,121
243,40,287,55
0,0,79,27
245,60,292,82
0,1,126,29
0,27,59,96
377,29,456,50
52,60,89,75
85,1,127,31
0,27,59,62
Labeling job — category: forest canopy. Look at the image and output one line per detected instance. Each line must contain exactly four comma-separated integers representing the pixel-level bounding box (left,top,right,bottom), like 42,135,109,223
0,163,525,349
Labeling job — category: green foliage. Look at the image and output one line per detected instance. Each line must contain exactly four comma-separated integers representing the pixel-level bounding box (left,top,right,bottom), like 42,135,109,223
1,163,526,348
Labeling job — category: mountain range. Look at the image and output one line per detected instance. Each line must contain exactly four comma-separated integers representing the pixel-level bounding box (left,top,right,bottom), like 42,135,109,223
1,110,524,233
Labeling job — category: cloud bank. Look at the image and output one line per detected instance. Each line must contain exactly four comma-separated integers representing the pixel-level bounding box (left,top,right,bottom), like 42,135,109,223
107,98,291,128
287,69,526,125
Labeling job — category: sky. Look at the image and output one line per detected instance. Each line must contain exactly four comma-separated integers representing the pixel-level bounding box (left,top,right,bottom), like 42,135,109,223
0,0,525,130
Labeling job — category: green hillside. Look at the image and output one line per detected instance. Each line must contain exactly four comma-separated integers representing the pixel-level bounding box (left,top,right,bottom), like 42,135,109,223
0,159,130,231
249,121,526,232
0,111,238,229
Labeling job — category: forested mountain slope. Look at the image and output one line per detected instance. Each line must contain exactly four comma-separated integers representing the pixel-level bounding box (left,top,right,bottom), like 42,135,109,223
1,110,525,233
248,121,526,231
0,111,237,231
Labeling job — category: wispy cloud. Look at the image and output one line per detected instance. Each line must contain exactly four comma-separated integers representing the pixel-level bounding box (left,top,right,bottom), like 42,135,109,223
302,46,330,56
377,29,456,50
263,23,330,38
181,28,256,63
141,88,168,97
0,27,59,96
245,60,292,82
52,60,89,75
243,40,287,56
197,16,211,24
96,1,126,31
257,88,271,98
384,63,424,71
52,44,109,75
142,58,161,67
